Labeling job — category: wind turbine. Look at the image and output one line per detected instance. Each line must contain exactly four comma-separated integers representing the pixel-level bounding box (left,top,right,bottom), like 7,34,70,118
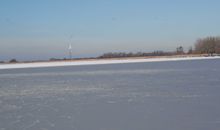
67,34,74,60
68,44,72,60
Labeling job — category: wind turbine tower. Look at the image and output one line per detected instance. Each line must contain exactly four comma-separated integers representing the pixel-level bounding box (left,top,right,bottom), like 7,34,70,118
68,44,72,60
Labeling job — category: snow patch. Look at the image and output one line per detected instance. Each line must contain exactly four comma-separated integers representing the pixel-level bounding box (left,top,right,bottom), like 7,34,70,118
0,56,220,70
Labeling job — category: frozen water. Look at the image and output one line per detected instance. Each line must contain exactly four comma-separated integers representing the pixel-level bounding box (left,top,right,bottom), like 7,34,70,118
0,59,220,130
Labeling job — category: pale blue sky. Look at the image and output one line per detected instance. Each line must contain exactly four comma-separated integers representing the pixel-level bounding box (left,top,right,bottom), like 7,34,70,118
0,0,220,61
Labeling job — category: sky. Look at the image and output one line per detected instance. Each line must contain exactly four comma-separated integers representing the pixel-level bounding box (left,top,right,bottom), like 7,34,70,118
0,0,220,61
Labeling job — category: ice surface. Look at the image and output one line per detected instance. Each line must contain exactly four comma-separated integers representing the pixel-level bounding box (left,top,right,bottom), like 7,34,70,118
1,58,220,130
0,56,220,70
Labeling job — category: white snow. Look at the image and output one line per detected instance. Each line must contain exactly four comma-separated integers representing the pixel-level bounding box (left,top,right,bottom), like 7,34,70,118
0,56,220,70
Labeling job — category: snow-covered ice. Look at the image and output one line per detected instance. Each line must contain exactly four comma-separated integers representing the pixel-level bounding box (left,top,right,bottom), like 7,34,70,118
1,58,220,130
0,56,220,70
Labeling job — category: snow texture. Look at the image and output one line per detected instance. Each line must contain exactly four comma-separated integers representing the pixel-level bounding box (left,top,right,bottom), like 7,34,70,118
0,56,220,70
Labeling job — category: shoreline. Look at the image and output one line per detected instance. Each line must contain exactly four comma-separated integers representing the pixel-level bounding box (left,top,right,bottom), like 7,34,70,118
0,55,220,70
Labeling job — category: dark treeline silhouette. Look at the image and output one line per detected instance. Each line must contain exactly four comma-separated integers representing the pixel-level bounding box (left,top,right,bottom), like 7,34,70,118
9,59,17,63
98,51,178,59
49,58,67,61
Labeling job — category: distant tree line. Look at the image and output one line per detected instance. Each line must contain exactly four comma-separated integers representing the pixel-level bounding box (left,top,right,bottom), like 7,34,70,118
99,36,220,58
9,59,17,63
98,51,177,58
194,36,220,55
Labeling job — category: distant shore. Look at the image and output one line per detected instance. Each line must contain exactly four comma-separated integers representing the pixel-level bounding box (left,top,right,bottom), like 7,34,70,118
0,54,220,70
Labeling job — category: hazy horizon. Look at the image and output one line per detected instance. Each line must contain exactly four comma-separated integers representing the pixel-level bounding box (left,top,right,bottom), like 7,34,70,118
1,0,220,61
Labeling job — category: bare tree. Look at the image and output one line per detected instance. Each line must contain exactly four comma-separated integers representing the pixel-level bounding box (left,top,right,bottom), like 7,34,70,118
195,36,220,55
215,37,220,54
187,46,193,54
176,46,184,54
